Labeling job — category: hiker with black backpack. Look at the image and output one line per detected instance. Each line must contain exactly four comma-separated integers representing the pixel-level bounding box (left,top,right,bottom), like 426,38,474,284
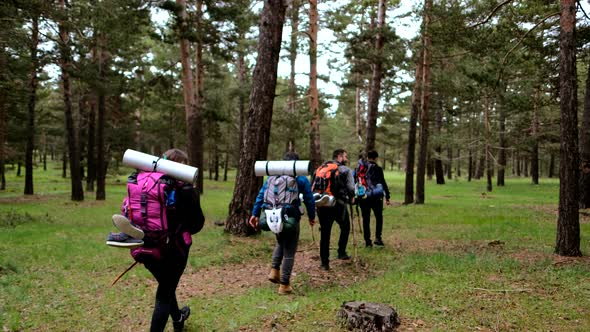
248,152,316,295
312,149,356,271
356,150,390,247
110,148,204,332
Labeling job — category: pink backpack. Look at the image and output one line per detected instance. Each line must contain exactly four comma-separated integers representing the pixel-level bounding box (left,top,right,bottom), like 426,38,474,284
123,171,175,262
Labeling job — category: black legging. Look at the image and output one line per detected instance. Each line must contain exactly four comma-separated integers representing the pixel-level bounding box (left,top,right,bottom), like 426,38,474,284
144,253,188,332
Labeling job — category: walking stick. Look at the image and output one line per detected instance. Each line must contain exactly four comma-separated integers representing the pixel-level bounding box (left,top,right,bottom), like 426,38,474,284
111,261,138,286
355,201,363,235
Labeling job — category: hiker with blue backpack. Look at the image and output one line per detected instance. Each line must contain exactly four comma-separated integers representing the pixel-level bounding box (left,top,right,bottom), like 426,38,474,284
248,152,316,295
108,148,204,332
356,150,390,248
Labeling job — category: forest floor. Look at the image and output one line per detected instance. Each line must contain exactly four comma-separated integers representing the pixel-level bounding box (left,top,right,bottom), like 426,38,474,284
1,164,590,331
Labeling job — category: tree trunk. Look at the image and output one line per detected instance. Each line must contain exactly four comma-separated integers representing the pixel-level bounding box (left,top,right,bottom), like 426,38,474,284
355,84,363,142
86,95,96,192
415,0,431,205
286,0,299,152
497,98,506,186
223,151,229,182
365,0,386,152
556,0,581,256
476,148,485,179
226,0,287,236
426,151,433,180
549,153,555,178
95,36,106,200
446,147,452,180
434,102,445,184
58,0,84,201
404,48,424,204
0,46,5,190
531,98,540,185
237,44,247,174
467,149,472,182
579,56,590,207
25,15,39,195
192,0,205,193
308,0,322,170
456,148,461,177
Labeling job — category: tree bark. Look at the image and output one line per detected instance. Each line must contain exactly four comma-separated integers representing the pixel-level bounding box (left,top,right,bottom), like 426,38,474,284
446,147,452,180
95,35,106,200
355,84,363,142
58,0,84,201
531,92,540,185
365,0,386,152
193,0,205,193
467,149,472,182
556,0,581,256
579,55,590,207
286,0,299,152
309,0,322,170
404,48,424,204
497,97,506,186
415,0,431,205
226,0,287,236
434,101,445,184
0,46,5,190
86,95,96,192
549,153,555,178
25,15,39,195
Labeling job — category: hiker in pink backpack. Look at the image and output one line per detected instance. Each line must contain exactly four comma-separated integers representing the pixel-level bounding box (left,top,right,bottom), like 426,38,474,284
113,148,204,332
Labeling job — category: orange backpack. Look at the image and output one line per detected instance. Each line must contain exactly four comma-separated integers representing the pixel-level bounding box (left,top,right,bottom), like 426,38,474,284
312,162,340,197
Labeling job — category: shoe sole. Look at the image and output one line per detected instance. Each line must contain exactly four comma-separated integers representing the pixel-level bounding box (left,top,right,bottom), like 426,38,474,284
112,214,144,240
106,240,144,249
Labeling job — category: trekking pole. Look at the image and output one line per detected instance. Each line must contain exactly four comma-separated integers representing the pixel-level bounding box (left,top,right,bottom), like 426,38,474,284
111,261,138,286
355,202,363,235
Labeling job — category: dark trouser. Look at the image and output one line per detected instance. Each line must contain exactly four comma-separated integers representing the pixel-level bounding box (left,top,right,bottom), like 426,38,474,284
144,250,189,332
317,203,350,266
359,196,384,244
271,220,300,285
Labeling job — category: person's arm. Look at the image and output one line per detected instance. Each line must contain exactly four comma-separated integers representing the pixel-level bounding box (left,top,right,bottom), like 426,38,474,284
298,176,316,224
377,166,391,201
249,180,268,228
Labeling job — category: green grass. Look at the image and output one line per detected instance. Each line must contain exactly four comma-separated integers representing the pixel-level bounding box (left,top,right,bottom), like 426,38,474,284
1,162,590,331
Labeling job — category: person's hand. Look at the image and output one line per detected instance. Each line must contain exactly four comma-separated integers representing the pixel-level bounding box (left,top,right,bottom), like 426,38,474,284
309,219,316,227
248,216,259,229
350,197,356,204
386,199,391,206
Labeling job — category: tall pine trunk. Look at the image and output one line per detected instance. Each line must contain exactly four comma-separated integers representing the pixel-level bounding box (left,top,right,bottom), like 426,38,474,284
0,46,5,190
309,0,321,170
58,0,83,201
86,95,96,192
579,56,590,207
497,96,506,186
404,48,424,204
556,0,580,256
226,0,287,236
434,102,445,184
25,15,39,195
365,0,386,152
286,0,299,152
95,36,106,200
415,0,431,204
531,94,540,185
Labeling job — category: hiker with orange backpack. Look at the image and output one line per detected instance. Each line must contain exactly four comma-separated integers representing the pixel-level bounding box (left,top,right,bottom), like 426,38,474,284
248,152,316,295
109,148,204,332
312,149,356,271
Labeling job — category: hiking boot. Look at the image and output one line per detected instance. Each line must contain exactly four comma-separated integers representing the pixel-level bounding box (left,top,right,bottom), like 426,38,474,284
320,263,330,271
278,284,293,295
268,268,280,284
374,239,384,246
112,214,144,240
337,253,351,260
173,306,190,332
366,240,373,248
106,232,144,249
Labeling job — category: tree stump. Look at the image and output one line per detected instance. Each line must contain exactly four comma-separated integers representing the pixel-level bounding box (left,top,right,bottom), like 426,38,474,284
337,301,400,331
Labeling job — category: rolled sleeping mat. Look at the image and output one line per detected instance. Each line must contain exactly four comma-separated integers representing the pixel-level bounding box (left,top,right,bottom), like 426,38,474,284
254,160,311,177
122,149,199,185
